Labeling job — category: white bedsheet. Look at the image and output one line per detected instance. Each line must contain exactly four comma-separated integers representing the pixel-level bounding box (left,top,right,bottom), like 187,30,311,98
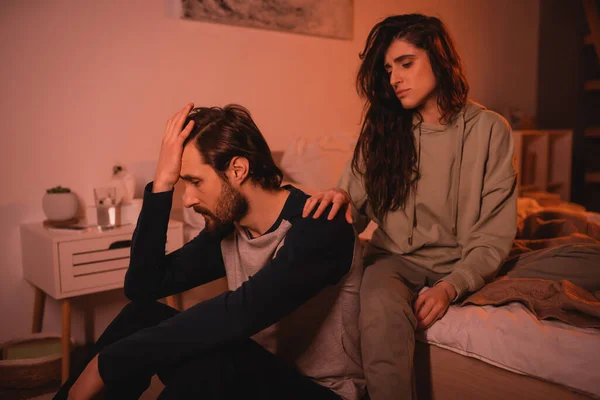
418,300,600,398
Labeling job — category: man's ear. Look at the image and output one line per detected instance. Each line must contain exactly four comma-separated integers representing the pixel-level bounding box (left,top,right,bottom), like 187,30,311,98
228,156,250,185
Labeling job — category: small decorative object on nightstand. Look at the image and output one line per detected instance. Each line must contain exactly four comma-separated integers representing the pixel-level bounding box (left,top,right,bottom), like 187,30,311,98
42,186,78,223
20,220,184,383
110,165,136,205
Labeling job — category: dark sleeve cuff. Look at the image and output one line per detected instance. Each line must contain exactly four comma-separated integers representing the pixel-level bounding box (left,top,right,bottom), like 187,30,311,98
143,181,173,206
137,182,174,225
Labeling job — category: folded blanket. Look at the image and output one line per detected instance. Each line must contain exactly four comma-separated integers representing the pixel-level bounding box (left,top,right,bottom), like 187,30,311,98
463,277,600,329
468,208,600,329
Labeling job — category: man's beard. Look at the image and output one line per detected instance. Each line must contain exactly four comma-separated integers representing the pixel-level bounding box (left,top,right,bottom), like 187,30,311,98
193,178,248,233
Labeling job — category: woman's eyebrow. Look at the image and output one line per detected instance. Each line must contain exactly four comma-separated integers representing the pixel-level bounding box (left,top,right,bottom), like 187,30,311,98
384,54,415,68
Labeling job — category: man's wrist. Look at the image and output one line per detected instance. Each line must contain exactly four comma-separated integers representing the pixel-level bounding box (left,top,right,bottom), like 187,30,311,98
152,179,174,193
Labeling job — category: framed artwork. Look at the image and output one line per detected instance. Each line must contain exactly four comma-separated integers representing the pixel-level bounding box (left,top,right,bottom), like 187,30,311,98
169,0,353,40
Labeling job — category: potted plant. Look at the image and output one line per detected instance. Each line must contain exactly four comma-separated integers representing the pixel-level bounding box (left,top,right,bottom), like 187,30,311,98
42,185,79,221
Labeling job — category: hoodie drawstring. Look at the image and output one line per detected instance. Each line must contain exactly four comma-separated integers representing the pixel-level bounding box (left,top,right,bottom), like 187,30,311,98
407,113,466,246
408,124,421,246
451,113,466,237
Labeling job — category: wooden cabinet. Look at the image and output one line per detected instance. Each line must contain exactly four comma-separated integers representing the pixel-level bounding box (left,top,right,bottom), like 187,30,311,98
20,220,184,382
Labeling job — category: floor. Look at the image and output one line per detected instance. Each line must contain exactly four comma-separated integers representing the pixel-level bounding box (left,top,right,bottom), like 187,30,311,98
0,346,163,400
0,381,61,400
1,376,163,400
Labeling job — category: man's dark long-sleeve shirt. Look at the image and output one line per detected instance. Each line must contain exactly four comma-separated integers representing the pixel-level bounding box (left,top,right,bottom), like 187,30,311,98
97,183,365,399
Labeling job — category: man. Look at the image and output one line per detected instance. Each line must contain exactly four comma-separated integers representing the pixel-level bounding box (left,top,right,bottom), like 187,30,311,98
57,103,365,399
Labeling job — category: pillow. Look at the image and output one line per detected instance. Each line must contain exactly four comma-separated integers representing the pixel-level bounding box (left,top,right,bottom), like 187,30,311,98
279,134,356,192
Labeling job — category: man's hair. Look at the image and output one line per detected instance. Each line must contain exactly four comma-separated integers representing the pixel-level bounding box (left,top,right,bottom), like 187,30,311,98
182,104,283,190
354,14,469,218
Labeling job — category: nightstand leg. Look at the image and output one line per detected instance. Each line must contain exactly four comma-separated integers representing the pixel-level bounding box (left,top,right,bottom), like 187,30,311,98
32,287,45,333
61,299,72,383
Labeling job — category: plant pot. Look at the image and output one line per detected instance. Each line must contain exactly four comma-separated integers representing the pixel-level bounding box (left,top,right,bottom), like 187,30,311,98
42,192,78,221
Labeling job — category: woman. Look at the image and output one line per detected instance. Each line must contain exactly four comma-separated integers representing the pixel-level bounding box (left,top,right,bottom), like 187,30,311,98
303,14,517,399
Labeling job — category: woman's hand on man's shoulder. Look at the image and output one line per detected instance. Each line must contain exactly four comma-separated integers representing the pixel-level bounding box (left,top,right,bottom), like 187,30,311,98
302,188,353,224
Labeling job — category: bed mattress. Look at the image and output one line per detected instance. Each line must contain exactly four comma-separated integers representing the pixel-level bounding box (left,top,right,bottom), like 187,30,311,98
418,300,600,398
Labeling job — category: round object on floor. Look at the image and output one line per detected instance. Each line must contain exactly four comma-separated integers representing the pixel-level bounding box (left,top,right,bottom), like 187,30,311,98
0,333,73,389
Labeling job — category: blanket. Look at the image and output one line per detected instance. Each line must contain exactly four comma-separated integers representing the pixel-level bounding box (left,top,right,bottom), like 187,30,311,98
462,208,600,329
463,278,600,329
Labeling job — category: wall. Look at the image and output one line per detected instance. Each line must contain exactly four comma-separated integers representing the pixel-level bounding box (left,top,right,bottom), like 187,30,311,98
0,0,539,343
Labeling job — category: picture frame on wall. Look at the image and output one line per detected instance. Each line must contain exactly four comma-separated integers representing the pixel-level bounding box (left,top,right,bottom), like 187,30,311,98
166,0,354,40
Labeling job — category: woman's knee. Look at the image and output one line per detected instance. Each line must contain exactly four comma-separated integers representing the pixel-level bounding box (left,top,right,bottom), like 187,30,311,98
361,264,414,307
360,275,416,332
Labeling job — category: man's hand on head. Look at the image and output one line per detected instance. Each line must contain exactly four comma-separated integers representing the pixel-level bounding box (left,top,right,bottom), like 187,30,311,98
153,103,196,193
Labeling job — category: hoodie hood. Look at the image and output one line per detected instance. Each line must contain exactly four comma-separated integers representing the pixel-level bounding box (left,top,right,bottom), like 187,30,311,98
407,100,486,246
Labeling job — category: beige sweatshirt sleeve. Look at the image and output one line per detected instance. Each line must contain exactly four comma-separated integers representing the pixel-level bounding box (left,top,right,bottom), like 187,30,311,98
441,119,517,300
337,159,371,234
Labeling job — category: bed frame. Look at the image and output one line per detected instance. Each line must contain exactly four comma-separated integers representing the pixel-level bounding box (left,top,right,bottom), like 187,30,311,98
414,341,594,400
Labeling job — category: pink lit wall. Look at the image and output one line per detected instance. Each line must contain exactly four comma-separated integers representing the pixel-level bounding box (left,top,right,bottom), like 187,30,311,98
0,0,539,343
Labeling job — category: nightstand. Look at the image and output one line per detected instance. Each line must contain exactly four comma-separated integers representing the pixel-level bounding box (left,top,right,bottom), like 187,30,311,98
20,220,184,382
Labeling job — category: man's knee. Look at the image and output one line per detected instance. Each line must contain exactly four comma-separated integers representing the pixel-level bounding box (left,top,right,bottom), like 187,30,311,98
114,300,179,329
122,299,175,314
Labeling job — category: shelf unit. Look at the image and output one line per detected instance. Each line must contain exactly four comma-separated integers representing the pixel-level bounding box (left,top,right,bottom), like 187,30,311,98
585,127,600,137
512,130,573,201
587,172,600,183
584,79,600,90
582,0,600,211
535,0,600,211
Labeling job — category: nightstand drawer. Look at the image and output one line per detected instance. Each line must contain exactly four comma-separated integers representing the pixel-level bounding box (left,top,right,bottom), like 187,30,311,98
21,220,184,299
59,234,133,293
58,228,182,294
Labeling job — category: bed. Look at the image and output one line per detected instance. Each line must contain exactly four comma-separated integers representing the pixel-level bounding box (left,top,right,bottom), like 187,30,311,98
413,340,594,400
414,301,599,399
169,138,600,400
